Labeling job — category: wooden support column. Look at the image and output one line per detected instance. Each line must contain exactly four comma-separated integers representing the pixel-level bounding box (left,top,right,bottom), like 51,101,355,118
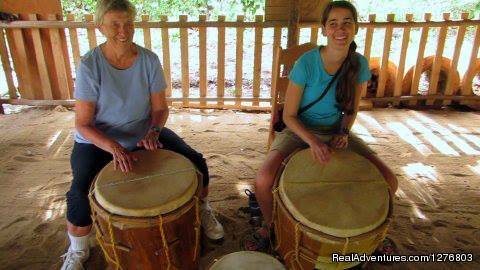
287,0,300,48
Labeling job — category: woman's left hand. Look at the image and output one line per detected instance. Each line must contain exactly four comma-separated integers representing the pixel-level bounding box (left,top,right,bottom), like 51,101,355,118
330,134,348,149
137,130,163,150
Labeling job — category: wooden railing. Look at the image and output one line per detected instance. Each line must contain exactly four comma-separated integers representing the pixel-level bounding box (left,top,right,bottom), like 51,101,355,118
0,13,479,111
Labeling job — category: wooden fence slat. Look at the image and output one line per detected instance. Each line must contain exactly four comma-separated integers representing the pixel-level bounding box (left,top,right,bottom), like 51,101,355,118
11,27,35,99
362,14,376,98
84,14,97,50
235,15,245,107
393,14,413,106
217,15,226,106
310,27,318,44
199,15,207,106
426,13,450,105
376,14,395,98
363,14,376,61
160,16,172,103
141,15,152,50
271,26,281,99
444,13,469,105
47,14,71,99
28,14,52,100
462,20,480,100
252,15,264,106
67,14,80,69
179,15,189,107
409,13,432,106
0,28,17,98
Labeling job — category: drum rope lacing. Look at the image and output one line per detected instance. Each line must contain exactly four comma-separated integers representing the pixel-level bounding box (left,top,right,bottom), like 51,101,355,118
271,187,281,251
158,215,172,270
107,215,123,270
96,168,196,188
91,208,123,269
193,196,201,262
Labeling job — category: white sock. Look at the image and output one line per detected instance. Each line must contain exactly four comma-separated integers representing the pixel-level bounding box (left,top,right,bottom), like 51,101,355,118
68,232,89,252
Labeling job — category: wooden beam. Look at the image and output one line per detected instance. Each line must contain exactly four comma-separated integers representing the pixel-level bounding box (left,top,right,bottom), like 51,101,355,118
235,15,245,107
198,15,207,107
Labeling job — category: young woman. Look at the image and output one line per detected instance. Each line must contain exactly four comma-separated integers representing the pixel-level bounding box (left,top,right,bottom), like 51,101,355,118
248,0,398,250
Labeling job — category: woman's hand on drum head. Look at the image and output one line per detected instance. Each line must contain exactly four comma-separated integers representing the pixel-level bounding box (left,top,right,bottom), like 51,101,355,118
330,134,348,149
137,130,163,150
110,143,138,173
308,139,332,164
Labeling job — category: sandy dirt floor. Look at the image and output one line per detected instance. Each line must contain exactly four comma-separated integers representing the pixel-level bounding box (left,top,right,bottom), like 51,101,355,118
0,106,479,270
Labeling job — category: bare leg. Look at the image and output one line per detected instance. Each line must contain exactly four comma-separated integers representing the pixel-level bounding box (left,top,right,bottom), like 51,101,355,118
201,186,209,199
67,221,91,237
362,153,398,197
255,150,287,226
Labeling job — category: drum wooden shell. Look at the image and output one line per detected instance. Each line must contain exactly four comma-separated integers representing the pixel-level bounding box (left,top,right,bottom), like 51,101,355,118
272,152,393,270
89,156,202,270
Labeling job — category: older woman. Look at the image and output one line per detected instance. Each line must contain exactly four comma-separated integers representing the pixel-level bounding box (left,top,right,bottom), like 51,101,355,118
61,1,223,269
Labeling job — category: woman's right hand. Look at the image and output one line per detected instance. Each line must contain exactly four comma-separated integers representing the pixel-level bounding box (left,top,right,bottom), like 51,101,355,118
307,138,332,164
109,142,138,173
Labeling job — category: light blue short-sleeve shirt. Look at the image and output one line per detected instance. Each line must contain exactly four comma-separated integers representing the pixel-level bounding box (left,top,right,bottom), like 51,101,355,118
74,45,167,150
288,46,371,127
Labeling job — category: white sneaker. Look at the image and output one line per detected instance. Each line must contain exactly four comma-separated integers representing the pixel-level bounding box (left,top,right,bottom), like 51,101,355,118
200,201,225,240
60,248,89,270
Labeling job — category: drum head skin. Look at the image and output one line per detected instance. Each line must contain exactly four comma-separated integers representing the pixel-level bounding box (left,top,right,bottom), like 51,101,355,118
94,149,198,217
210,251,285,270
279,149,389,237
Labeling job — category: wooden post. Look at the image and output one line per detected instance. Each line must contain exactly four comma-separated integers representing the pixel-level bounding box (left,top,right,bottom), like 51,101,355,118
376,14,395,98
11,26,35,99
310,27,318,44
199,15,207,107
141,15,152,50
271,26,282,99
393,14,413,106
0,29,17,99
253,15,264,106
362,14,376,98
409,13,432,106
287,0,300,48
426,13,450,105
160,16,172,104
84,14,97,50
462,17,480,101
179,15,189,107
363,14,376,62
47,14,71,99
235,15,245,107
217,15,226,106
444,13,469,105
28,14,52,99
67,14,80,69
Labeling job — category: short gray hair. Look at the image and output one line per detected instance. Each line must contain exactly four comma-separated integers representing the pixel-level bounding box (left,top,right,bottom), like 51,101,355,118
95,0,136,24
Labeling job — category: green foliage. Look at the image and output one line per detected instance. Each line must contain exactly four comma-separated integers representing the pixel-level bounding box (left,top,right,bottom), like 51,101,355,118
61,0,479,21
61,0,264,20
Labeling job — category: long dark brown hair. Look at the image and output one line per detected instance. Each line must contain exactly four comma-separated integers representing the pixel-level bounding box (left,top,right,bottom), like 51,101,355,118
321,1,360,114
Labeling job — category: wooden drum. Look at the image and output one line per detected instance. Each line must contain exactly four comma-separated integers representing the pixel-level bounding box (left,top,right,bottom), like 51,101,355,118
272,149,392,269
209,251,286,270
89,149,202,270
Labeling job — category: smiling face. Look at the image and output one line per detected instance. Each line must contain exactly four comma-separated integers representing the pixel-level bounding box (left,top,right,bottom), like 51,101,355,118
322,7,358,49
99,10,135,47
